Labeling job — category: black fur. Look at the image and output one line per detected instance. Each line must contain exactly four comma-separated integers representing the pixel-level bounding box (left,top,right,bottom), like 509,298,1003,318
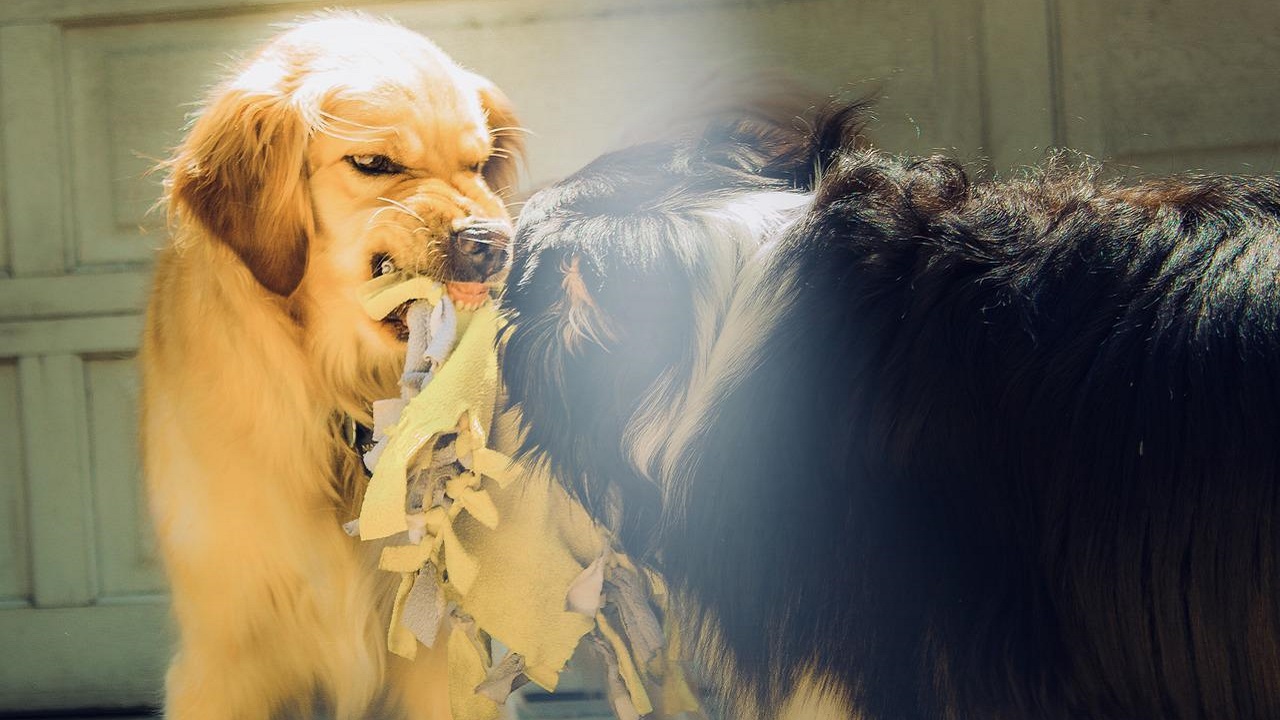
502,104,1280,720
501,107,829,549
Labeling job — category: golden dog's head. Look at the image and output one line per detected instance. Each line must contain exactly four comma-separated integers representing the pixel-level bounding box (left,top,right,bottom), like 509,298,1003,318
165,12,522,412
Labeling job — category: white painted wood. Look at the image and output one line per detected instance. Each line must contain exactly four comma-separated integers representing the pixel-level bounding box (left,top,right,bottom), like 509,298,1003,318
0,361,31,605
0,0,323,24
64,16,281,268
0,316,143,356
393,0,989,186
0,0,817,25
0,24,70,276
1057,0,1280,174
0,604,169,711
0,271,150,321
979,0,1058,170
18,354,96,608
0,109,9,277
85,356,165,599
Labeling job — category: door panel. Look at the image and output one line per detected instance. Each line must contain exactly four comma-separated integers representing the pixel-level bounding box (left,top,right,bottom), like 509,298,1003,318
86,356,163,599
1058,0,1280,174
0,361,30,606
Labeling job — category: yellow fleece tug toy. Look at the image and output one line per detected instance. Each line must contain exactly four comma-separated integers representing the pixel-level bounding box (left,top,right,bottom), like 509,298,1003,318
351,273,703,720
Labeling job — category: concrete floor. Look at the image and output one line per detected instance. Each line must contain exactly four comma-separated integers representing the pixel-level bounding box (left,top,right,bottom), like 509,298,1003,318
1,648,614,720
0,707,153,712
0,684,612,720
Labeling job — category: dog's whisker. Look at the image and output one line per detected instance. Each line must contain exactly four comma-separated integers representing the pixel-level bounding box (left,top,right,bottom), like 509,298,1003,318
367,206,404,224
489,126,534,136
318,110,396,133
316,112,400,143
364,207,415,232
367,222,423,236
377,196,427,224
318,127,387,143
455,235,503,246
378,206,423,225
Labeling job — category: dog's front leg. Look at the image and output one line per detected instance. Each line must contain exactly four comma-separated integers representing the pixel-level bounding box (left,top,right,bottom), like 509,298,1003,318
386,637,453,719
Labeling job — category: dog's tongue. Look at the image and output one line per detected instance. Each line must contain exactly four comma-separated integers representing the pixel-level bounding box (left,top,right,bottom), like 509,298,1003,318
446,281,488,305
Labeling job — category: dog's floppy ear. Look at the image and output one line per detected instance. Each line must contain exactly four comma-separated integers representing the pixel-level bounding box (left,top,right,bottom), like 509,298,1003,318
167,82,313,296
470,73,525,200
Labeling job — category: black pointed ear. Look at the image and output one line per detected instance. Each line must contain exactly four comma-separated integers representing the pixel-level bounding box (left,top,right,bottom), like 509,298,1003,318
701,115,811,176
699,95,876,189
167,85,313,296
467,72,525,201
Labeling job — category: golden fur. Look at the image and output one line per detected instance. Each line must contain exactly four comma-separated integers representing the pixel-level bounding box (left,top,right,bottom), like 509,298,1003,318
140,13,522,719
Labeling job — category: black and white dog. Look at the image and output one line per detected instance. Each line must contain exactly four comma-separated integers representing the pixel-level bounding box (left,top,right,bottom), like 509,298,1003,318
500,103,1280,720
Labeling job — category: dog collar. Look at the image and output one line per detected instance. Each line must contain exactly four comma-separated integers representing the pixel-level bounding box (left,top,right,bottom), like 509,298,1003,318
342,414,377,460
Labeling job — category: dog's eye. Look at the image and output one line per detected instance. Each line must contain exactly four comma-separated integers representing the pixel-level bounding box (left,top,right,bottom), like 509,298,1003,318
371,253,397,278
467,160,485,174
346,154,405,176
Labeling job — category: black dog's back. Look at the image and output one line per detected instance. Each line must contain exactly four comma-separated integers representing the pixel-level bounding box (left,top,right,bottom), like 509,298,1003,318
666,141,1280,718
501,101,1280,719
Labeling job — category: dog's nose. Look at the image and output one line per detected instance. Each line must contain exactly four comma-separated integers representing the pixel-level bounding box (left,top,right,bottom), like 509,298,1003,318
450,222,511,281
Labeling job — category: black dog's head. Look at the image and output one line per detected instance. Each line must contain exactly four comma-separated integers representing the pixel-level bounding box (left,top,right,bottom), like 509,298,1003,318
500,102,862,548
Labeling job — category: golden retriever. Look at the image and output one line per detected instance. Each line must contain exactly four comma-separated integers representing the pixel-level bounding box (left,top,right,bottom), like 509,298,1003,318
140,12,522,719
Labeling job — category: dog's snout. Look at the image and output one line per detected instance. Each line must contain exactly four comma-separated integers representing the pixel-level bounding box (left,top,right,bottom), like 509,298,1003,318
451,222,510,281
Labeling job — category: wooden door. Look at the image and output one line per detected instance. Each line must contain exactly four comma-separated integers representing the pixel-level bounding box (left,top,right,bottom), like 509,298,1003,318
4,0,1274,713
